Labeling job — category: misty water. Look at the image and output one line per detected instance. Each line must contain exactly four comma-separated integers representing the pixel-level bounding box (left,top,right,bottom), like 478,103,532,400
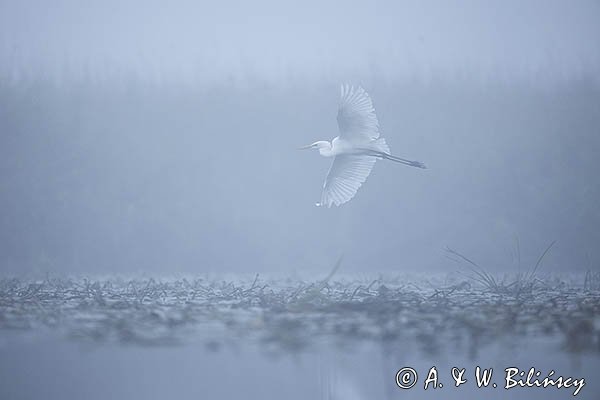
2,1,600,399
1,273,599,399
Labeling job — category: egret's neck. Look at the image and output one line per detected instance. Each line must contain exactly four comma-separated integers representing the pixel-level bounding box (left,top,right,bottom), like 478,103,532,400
317,141,333,157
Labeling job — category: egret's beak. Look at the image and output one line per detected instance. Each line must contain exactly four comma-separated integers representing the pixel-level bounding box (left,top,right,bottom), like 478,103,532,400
298,144,313,150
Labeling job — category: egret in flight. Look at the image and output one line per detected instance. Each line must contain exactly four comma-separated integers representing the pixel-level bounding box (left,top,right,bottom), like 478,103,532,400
300,84,426,207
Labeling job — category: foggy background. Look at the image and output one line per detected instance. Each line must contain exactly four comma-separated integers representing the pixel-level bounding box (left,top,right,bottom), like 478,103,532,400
1,0,599,276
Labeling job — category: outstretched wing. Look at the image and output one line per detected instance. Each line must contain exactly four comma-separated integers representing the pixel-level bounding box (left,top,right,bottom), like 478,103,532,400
336,84,380,142
319,155,376,207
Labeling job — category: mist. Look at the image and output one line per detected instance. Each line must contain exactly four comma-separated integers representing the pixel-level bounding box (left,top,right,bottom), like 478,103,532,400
1,0,600,276
1,79,599,276
1,2,600,400
1,0,599,84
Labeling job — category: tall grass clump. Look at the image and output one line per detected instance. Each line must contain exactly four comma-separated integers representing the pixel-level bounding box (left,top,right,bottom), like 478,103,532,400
446,241,556,295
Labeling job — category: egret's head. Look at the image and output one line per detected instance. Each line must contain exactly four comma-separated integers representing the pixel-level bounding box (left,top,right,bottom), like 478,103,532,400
298,141,329,150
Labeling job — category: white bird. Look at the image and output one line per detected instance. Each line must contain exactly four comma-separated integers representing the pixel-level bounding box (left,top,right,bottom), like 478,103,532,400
300,84,426,207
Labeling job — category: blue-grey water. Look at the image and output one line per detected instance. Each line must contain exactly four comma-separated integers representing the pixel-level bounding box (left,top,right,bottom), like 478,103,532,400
1,275,598,399
1,330,598,400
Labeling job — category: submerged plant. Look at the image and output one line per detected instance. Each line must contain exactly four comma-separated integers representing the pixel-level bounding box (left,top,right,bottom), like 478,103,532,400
0,270,599,355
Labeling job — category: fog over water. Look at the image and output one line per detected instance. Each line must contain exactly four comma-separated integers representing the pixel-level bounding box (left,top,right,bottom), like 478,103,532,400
0,0,599,276
2,3,600,400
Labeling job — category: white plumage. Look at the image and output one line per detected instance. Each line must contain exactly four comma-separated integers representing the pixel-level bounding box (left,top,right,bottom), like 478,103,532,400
321,154,377,207
300,84,426,208
336,84,381,142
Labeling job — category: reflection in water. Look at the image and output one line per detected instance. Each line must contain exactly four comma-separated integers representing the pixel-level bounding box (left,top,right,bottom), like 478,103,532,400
322,369,363,400
1,275,599,399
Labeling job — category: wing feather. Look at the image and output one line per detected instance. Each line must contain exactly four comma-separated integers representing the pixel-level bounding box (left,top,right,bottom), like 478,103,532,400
336,84,380,142
320,155,376,207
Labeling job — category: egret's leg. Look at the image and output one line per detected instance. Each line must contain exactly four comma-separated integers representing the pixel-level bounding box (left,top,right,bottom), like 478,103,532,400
382,153,427,169
361,149,427,169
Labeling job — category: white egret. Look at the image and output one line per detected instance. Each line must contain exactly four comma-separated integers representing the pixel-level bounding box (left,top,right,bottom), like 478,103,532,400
300,84,426,207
